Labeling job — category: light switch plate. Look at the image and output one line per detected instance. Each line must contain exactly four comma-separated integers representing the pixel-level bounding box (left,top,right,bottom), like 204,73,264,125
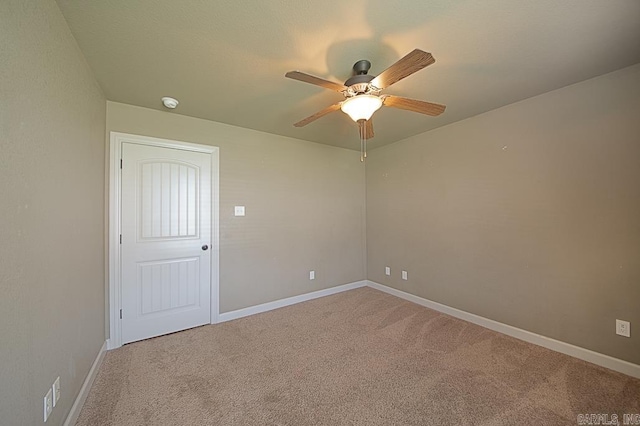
234,206,245,216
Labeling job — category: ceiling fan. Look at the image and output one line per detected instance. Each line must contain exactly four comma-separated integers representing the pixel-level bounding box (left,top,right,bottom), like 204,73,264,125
285,49,446,159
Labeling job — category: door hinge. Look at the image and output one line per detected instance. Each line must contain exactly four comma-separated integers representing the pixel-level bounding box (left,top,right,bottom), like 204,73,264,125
119,234,122,244
119,309,122,319
120,158,122,169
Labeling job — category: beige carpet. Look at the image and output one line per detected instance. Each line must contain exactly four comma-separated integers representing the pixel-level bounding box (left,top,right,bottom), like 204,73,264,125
77,287,639,425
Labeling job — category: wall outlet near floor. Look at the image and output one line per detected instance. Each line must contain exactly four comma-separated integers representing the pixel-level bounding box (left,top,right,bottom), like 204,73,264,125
616,319,630,337
44,388,53,422
52,377,60,407
402,270,408,280
385,267,391,276
309,270,315,280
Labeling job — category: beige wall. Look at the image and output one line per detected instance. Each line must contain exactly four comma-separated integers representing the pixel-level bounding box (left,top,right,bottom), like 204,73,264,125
107,102,366,313
0,1,106,425
366,64,640,364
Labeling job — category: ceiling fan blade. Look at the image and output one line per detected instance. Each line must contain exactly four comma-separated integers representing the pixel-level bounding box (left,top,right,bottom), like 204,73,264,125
293,103,342,127
285,71,346,92
370,49,435,90
358,119,374,139
383,95,446,116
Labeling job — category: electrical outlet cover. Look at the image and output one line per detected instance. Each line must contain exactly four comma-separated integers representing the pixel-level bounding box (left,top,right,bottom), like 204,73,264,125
616,319,630,337
44,388,53,422
52,377,60,407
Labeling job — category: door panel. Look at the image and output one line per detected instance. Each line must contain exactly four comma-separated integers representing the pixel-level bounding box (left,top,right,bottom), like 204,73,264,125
139,161,199,239
121,142,211,344
138,257,199,315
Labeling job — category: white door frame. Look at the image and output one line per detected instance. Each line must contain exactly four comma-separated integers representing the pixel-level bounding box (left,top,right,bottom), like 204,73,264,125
108,132,220,349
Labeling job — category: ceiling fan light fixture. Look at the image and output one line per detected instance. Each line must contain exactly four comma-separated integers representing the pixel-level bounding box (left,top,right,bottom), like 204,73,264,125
340,95,383,122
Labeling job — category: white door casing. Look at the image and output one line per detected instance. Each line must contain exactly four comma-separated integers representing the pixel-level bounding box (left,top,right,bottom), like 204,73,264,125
109,133,219,349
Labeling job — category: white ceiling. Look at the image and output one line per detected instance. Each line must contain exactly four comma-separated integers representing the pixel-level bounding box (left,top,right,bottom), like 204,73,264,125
56,0,640,150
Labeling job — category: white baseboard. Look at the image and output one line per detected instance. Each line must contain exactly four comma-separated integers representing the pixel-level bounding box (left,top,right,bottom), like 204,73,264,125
366,281,640,379
217,280,368,323
64,340,107,426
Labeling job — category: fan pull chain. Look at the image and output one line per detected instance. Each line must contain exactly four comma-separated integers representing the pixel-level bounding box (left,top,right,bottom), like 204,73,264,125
364,128,367,159
357,119,370,162
359,120,364,162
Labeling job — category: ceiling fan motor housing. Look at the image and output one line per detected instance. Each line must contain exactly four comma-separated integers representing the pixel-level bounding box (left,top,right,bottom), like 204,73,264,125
345,59,376,94
344,74,375,94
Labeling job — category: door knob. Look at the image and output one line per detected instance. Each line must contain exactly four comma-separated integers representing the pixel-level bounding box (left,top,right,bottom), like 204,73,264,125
202,245,209,251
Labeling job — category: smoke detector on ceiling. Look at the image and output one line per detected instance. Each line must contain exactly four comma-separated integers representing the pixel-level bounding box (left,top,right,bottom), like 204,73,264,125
161,96,179,109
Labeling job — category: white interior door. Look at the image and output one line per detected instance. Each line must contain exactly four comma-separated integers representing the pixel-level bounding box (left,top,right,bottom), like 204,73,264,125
120,142,212,344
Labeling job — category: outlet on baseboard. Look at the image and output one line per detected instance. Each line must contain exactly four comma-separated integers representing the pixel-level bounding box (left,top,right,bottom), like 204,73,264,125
616,319,630,337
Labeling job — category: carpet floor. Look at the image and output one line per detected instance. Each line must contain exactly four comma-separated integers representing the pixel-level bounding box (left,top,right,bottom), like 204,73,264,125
76,287,639,425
